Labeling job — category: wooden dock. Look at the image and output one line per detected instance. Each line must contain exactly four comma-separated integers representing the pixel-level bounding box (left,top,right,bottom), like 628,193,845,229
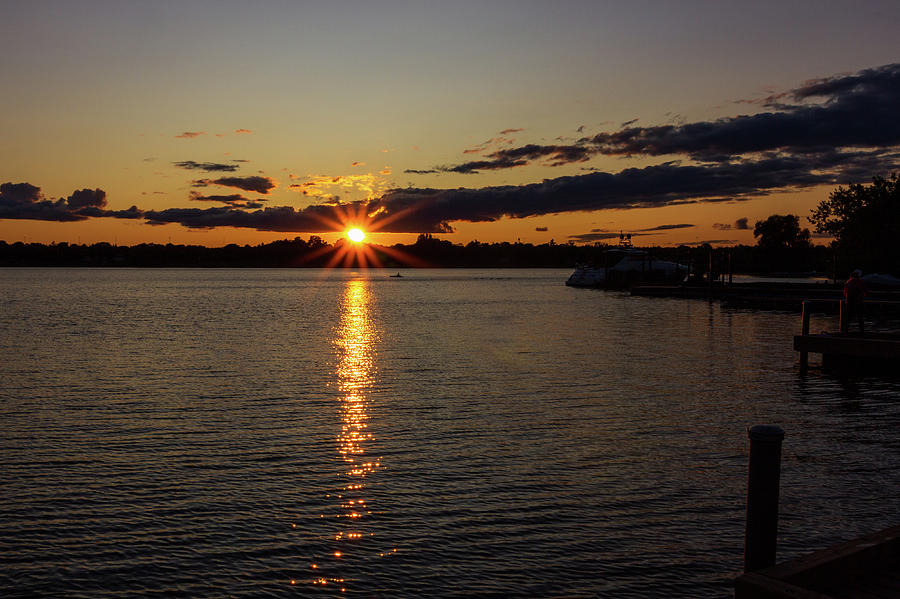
795,300,900,372
631,283,900,314
735,426,900,597
735,524,900,598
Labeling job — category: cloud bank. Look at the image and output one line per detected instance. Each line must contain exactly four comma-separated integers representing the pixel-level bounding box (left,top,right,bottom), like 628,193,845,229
0,182,141,222
3,64,898,236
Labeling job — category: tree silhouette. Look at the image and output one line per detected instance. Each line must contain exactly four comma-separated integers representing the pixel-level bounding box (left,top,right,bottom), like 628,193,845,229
810,174,900,274
753,214,812,272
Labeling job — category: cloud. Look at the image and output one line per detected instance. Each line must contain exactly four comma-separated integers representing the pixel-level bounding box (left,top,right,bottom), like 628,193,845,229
712,218,750,230
463,135,517,155
499,128,523,135
8,64,899,238
380,167,392,175
235,128,252,134
140,150,878,234
585,63,900,160
199,175,277,194
351,161,365,167
425,63,900,175
0,182,141,222
142,204,348,232
535,226,548,232
442,157,529,174
175,131,205,139
189,191,267,208
404,169,439,174
66,188,107,209
637,223,694,231
288,173,387,201
174,161,240,172
360,158,849,233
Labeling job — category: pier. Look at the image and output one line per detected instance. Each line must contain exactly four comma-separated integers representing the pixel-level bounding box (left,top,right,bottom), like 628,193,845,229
735,426,900,598
735,524,900,598
630,282,900,313
795,299,900,372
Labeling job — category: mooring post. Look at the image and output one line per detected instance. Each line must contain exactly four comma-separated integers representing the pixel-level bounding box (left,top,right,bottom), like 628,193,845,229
728,249,733,286
839,299,848,333
744,424,785,573
800,302,810,374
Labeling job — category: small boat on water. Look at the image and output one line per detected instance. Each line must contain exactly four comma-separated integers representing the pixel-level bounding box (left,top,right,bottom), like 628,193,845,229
389,273,403,278
566,235,686,288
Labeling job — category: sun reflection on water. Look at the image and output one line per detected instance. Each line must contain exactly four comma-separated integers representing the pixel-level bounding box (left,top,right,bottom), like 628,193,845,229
306,277,386,591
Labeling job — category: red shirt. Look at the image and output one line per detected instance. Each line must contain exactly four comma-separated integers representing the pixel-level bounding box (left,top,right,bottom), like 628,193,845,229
843,277,867,303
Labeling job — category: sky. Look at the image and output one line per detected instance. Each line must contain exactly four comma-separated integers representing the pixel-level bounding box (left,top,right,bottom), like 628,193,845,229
2,0,898,248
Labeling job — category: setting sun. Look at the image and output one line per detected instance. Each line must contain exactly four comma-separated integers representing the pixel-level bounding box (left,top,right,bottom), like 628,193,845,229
347,228,366,243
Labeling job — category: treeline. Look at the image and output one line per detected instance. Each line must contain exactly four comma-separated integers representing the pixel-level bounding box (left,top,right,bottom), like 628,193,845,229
0,234,836,273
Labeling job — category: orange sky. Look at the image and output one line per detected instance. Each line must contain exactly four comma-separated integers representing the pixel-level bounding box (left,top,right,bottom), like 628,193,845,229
2,3,897,248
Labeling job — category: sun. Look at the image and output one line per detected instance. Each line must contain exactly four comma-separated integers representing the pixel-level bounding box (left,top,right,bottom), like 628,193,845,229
346,228,366,243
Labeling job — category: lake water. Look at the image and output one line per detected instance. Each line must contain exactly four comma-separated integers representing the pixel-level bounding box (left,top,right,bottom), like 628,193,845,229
1,268,899,598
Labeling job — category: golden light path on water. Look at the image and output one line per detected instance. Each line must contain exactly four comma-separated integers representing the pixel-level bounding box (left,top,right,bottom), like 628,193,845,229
306,277,391,592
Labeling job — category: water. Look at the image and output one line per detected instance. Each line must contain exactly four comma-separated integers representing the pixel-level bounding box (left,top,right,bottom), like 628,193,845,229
1,268,898,597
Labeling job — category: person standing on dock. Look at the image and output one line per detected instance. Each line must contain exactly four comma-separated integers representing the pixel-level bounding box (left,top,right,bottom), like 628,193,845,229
843,269,867,333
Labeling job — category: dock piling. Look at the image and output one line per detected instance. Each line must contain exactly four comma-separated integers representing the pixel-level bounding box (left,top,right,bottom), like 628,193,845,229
744,424,785,573
840,299,848,333
800,302,810,373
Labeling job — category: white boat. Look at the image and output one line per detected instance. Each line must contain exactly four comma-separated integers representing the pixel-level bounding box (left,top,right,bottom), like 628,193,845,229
566,245,687,288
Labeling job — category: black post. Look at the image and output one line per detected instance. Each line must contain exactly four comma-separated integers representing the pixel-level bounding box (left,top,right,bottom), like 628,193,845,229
800,302,810,374
840,299,848,334
728,249,733,286
744,424,785,572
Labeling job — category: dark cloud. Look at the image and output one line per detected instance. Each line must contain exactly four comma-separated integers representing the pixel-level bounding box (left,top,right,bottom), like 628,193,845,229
637,223,694,231
189,191,267,208
535,226,548,232
0,182,140,222
428,63,900,174
66,188,107,209
175,131,205,139
174,161,240,172
620,118,639,128
499,128,523,135
196,176,276,194
734,217,750,230
713,223,732,230
143,204,343,232
404,169,440,174
7,64,899,238
442,157,528,174
361,157,856,233
586,63,900,160
0,182,42,205
75,205,144,219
